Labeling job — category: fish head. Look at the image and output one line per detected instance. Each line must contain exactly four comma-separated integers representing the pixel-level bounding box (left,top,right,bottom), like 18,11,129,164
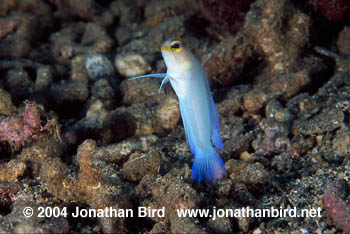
161,39,195,73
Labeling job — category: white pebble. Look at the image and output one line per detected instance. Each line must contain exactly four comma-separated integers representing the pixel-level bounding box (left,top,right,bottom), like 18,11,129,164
115,53,151,77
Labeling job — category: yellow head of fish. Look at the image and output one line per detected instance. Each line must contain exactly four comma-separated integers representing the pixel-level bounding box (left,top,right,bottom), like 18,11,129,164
161,39,196,72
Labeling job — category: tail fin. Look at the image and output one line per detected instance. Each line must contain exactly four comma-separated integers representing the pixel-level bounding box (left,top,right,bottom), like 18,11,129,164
191,147,225,183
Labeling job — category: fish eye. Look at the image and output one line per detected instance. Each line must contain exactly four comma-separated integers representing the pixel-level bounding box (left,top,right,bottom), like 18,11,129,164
170,41,182,53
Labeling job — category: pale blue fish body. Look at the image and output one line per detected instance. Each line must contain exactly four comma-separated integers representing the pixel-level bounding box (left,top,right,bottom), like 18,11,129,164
129,39,225,183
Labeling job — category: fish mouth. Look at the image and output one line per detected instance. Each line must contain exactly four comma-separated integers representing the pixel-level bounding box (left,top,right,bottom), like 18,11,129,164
160,45,170,51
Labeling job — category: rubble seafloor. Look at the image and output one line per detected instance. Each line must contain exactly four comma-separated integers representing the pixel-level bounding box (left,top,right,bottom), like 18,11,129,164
0,0,350,233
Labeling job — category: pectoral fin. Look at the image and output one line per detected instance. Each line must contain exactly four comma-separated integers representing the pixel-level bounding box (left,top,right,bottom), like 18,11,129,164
129,73,169,94
158,76,169,94
128,73,167,80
